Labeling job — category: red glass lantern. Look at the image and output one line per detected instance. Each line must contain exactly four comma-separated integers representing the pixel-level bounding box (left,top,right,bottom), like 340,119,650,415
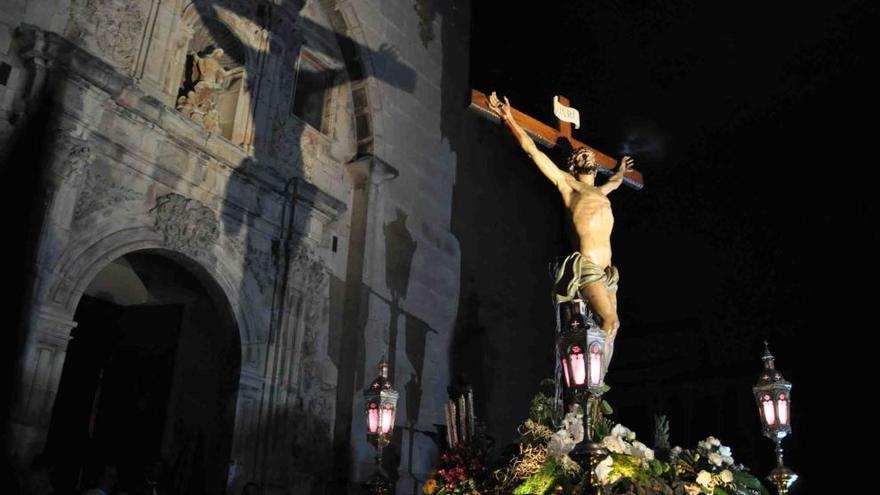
364,357,399,448
558,300,606,395
752,342,792,439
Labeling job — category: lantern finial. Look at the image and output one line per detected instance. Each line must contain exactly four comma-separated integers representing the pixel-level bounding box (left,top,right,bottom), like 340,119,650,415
762,340,776,369
378,356,389,378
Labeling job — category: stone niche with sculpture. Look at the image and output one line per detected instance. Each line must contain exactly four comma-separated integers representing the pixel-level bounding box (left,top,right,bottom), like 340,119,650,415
176,18,247,141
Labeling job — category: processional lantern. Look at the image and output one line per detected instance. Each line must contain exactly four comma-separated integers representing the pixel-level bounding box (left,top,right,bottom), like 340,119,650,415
558,299,607,395
752,341,797,495
363,357,398,494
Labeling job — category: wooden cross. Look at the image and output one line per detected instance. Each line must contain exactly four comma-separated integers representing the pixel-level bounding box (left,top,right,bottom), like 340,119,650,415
469,89,644,190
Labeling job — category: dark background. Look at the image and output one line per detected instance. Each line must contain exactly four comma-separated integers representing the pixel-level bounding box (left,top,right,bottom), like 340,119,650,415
465,0,876,488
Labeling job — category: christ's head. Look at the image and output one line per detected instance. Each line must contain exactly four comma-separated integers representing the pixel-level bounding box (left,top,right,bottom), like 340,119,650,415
567,147,598,179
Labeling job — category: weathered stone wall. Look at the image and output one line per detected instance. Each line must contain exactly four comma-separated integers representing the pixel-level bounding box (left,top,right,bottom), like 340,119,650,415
3,1,466,493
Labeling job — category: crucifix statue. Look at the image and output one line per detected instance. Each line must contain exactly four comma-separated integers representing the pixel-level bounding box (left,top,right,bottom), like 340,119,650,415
474,89,643,366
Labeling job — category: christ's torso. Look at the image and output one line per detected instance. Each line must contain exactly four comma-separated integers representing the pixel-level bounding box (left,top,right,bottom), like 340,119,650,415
564,184,614,268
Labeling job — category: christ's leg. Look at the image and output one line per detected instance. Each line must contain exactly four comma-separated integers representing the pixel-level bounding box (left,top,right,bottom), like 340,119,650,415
607,289,619,366
580,281,619,367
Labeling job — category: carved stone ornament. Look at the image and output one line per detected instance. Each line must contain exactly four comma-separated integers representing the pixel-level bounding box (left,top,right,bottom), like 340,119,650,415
64,144,93,182
289,244,328,295
70,0,146,72
73,168,143,223
151,193,220,258
228,235,275,295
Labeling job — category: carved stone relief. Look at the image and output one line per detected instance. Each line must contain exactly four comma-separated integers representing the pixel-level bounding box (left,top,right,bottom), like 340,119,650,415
73,167,143,223
64,144,92,184
151,193,220,259
68,0,147,72
228,235,276,295
288,244,328,295
52,135,94,186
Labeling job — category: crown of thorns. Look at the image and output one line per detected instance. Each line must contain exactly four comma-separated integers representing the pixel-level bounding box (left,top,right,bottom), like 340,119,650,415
567,147,597,174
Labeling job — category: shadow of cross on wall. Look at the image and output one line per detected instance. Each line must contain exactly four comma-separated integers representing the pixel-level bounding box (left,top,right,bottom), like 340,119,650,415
183,0,418,490
198,0,418,244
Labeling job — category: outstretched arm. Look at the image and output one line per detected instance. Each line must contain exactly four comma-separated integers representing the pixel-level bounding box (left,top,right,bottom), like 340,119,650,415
598,156,634,195
488,92,572,191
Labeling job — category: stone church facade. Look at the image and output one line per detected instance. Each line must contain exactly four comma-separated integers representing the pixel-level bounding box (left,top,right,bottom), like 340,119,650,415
2,0,461,493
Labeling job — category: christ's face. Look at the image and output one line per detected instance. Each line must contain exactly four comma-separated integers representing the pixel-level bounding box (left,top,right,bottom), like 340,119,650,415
572,163,598,176
568,148,597,176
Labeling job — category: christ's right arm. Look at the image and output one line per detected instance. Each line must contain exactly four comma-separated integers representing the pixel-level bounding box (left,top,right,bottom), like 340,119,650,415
489,92,572,193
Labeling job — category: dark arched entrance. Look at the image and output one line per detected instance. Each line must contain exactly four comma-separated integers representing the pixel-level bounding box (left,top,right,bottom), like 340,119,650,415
46,251,240,494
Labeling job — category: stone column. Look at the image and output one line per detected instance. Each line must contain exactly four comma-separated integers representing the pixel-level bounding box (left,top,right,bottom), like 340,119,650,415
332,153,397,491
8,304,76,464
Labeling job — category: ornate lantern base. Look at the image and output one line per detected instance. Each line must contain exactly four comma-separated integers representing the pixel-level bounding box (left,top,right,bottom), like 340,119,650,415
570,439,608,494
363,469,393,495
767,465,797,495
566,395,608,494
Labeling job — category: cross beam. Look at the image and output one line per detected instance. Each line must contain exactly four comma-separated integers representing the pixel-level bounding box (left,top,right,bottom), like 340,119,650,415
468,89,644,190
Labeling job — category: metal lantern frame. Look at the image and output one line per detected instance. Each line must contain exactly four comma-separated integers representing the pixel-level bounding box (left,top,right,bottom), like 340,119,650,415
753,343,792,440
556,299,609,495
363,357,399,494
558,299,607,397
753,342,797,495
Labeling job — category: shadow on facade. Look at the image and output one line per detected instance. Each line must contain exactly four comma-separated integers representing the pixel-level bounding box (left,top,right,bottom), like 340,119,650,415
4,0,419,493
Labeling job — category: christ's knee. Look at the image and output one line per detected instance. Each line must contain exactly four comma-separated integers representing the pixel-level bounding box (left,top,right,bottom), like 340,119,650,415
600,313,619,334
604,328,618,371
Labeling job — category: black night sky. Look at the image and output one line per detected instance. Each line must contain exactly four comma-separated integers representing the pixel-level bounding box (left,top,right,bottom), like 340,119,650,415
470,0,874,487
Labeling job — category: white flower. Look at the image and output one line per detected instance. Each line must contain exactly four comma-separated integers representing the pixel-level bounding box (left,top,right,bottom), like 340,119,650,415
563,411,584,444
697,440,710,452
670,447,683,459
547,430,576,457
630,441,655,461
696,470,713,488
602,435,629,454
595,456,614,483
611,424,634,440
709,453,723,466
548,411,585,457
707,437,721,448
720,470,734,483
718,445,732,457
722,456,734,465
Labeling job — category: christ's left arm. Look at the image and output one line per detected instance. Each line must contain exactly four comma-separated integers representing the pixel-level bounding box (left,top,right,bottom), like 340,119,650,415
599,156,634,195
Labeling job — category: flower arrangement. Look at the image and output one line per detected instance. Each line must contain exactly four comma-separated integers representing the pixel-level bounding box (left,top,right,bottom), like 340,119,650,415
594,429,768,495
663,436,769,495
491,391,582,494
423,446,485,494
593,423,671,493
424,388,770,495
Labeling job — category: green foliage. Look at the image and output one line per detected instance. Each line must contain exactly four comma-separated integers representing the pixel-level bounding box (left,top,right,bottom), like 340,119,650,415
732,471,770,495
513,456,560,495
589,395,615,440
654,415,670,450
648,459,669,477
608,453,669,487
527,390,557,430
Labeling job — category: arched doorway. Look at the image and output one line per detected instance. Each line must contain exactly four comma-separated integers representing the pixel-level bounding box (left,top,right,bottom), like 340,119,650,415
45,251,240,494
